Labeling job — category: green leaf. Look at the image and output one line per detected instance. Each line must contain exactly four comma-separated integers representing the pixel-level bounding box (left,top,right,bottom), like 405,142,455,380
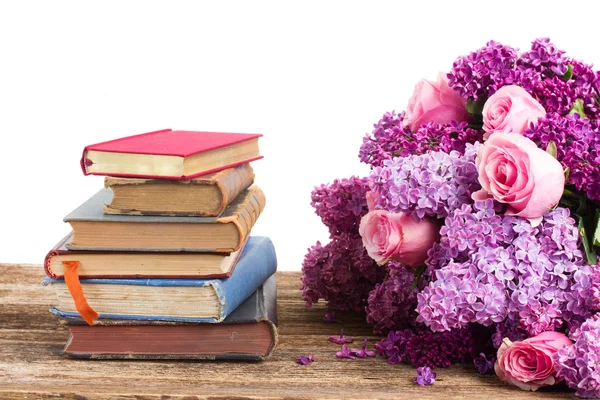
411,265,427,290
564,167,571,183
568,99,587,118
466,97,487,116
546,141,558,159
594,209,600,247
577,215,597,265
561,64,574,81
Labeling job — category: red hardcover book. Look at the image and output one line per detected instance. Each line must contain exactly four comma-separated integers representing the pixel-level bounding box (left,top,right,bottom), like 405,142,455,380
80,129,263,180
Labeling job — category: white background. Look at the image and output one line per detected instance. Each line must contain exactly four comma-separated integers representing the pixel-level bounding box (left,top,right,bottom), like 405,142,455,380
1,0,599,271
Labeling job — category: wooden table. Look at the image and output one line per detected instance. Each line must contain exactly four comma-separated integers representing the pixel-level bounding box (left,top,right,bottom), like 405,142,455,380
0,264,574,399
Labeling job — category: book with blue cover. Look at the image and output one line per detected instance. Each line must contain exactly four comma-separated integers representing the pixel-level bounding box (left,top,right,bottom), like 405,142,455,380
44,236,276,323
52,275,278,361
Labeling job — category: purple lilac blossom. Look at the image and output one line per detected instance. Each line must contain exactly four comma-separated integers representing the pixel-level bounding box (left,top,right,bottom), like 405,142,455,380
473,353,495,375
491,318,528,348
555,314,600,398
447,40,520,100
416,202,588,337
524,112,600,201
328,329,353,345
301,232,385,313
448,37,600,120
358,110,483,168
375,327,472,368
350,339,376,358
414,367,436,386
517,37,568,78
529,60,600,118
310,176,370,237
335,344,355,360
369,143,480,220
517,39,600,118
296,354,315,365
322,312,338,323
365,261,423,333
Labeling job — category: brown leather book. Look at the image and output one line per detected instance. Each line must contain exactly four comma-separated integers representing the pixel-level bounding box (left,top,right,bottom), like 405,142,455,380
64,186,265,253
54,275,278,361
44,232,246,279
103,164,255,217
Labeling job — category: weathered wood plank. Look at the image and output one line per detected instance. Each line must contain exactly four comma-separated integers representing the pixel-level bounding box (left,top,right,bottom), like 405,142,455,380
0,263,574,399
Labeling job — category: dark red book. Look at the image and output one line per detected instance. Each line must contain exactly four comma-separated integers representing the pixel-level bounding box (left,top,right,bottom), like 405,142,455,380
53,275,278,361
81,129,262,180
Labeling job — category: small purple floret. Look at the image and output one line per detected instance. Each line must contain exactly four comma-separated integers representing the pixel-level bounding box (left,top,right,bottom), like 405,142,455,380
473,353,495,375
322,312,338,323
414,366,436,386
350,339,376,358
335,344,356,360
329,329,353,345
296,354,315,365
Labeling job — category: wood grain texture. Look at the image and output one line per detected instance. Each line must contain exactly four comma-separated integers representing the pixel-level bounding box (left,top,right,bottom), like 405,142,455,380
0,264,574,399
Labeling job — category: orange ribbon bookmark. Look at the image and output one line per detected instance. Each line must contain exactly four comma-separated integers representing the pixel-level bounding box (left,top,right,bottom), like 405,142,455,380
62,261,99,326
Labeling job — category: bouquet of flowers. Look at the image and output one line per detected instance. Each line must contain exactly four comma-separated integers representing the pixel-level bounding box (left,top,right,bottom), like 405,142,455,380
301,38,600,397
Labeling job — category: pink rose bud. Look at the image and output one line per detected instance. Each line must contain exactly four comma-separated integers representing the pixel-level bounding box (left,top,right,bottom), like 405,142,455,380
482,85,546,139
365,190,379,211
472,132,565,226
358,210,439,268
404,72,470,131
495,331,573,391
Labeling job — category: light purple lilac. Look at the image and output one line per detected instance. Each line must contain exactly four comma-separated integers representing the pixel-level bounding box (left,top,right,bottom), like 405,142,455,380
555,314,600,398
416,202,588,337
369,143,480,221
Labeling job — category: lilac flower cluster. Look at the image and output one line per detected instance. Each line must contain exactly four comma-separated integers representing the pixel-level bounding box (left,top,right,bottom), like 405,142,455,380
524,112,600,201
310,176,370,236
555,314,600,398
375,327,472,368
358,111,483,168
530,58,600,118
447,40,520,100
301,232,385,313
448,37,600,121
517,37,568,78
416,201,589,337
369,143,480,220
365,261,422,333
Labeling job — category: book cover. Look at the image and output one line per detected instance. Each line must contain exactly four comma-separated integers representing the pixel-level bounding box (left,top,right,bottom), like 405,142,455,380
103,163,255,217
45,236,277,323
53,275,277,361
43,232,246,280
80,129,263,180
64,186,265,252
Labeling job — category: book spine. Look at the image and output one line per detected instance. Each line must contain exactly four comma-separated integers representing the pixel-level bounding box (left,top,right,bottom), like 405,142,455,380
214,164,255,216
43,250,58,279
44,233,73,280
80,149,90,176
217,237,276,321
217,186,265,252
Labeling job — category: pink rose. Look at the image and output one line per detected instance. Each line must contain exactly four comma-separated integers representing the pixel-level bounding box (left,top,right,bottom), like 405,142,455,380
358,210,439,268
495,331,573,391
365,190,379,211
404,72,470,131
482,85,546,139
472,132,564,226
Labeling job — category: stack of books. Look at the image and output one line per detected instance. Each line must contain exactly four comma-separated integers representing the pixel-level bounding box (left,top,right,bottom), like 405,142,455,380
43,129,278,361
